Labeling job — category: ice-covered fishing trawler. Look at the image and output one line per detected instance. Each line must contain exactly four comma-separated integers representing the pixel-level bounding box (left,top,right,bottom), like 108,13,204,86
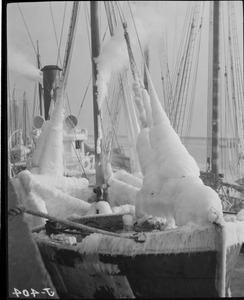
10,2,244,299
11,68,244,296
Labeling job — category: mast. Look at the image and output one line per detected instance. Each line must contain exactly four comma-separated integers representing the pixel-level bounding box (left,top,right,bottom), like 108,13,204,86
143,46,150,92
12,88,19,147
22,91,27,146
90,1,104,186
61,1,80,90
207,1,220,185
36,41,43,117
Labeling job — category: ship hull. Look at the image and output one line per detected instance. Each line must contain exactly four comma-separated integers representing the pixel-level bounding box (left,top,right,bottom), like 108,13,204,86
34,233,241,298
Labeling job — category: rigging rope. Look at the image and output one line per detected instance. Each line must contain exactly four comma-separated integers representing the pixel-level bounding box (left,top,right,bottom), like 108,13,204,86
104,76,124,154
77,2,109,123
63,116,89,178
56,2,67,68
221,3,232,179
228,2,244,148
227,10,242,178
65,93,72,116
77,75,92,120
172,2,192,83
49,2,63,68
84,2,91,55
7,63,13,137
17,3,37,56
114,1,126,25
127,1,147,71
102,2,128,160
172,2,202,137
185,2,205,140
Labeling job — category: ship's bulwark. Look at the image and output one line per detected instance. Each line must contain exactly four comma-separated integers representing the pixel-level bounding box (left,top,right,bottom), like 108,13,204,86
34,229,241,298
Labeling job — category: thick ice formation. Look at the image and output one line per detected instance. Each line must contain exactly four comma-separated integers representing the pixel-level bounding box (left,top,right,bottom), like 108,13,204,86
132,81,147,128
32,88,65,176
113,169,143,188
237,209,244,221
28,171,91,200
141,87,153,129
11,174,48,227
108,177,139,207
108,170,141,207
87,201,113,215
74,219,244,258
75,224,217,256
31,121,50,167
135,70,224,226
112,204,135,216
12,170,91,227
106,67,224,227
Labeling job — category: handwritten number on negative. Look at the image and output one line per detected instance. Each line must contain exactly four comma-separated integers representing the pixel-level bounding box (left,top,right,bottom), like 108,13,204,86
12,288,54,297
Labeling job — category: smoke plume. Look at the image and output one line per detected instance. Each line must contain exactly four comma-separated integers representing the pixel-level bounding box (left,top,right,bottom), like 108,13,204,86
8,47,43,83
95,2,166,109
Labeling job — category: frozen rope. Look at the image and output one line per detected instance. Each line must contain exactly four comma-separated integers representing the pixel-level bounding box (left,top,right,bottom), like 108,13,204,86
8,206,25,217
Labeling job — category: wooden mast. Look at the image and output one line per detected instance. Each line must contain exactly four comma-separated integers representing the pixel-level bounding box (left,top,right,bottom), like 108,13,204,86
62,1,80,91
90,1,104,186
207,1,220,187
13,88,19,147
36,41,43,117
22,91,27,146
143,46,150,92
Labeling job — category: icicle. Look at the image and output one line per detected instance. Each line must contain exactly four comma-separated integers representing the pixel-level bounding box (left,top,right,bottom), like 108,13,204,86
144,67,170,127
136,128,153,176
96,115,102,154
141,88,153,129
132,80,147,128
216,225,227,297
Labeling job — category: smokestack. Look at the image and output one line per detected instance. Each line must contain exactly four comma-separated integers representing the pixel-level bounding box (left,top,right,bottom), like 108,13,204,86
41,65,62,120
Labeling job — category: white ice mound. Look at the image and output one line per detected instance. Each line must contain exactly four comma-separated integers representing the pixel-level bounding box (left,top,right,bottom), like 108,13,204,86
237,209,244,221
135,70,223,226
87,201,113,216
31,88,65,176
12,170,91,227
31,121,50,168
29,167,91,200
113,169,143,188
108,177,139,207
108,169,141,207
112,204,135,216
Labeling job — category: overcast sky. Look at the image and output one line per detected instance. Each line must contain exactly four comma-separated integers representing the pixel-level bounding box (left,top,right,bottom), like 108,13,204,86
7,1,243,137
